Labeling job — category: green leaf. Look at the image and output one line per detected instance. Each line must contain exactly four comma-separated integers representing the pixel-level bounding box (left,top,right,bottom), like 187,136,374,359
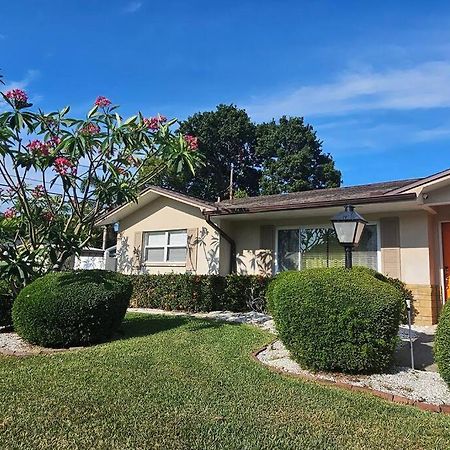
87,105,98,118
60,106,70,116
123,115,137,126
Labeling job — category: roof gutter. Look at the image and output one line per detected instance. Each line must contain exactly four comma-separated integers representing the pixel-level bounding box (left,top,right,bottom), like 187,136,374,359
203,211,236,274
208,193,417,216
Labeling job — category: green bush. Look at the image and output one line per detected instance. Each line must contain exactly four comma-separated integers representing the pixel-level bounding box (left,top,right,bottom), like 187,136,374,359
12,270,132,347
129,274,270,312
352,266,411,323
222,274,269,312
435,301,450,386
0,280,13,328
268,267,403,374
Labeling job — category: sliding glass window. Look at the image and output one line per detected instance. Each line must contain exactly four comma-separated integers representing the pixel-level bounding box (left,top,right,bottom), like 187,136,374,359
277,225,378,272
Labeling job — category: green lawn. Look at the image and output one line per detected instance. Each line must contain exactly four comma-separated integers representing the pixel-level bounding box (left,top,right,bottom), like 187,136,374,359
1,313,450,450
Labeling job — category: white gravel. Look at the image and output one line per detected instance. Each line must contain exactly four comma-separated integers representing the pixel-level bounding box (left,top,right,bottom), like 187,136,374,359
0,331,83,356
129,307,276,333
0,332,34,354
0,332,68,355
257,339,450,405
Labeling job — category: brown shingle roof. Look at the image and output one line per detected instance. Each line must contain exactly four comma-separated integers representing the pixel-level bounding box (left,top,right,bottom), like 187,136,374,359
148,185,215,209
210,178,420,215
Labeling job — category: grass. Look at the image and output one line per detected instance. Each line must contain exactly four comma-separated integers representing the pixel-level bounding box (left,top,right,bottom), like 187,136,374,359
0,313,450,449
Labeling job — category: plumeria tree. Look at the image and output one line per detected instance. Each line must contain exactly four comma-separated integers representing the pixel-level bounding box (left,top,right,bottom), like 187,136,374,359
0,89,200,292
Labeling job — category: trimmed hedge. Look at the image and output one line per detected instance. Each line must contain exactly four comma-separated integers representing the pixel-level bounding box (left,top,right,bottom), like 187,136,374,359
129,274,270,313
268,267,403,374
435,301,450,386
0,280,13,328
13,270,132,348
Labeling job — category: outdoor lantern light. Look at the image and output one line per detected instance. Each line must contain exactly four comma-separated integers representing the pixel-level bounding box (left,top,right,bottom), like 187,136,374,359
331,205,367,269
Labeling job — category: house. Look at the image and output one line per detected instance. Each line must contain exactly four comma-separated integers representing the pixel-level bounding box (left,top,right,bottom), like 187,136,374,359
96,168,450,325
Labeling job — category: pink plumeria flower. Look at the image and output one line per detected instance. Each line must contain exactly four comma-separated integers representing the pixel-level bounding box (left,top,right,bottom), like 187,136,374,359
49,136,61,147
27,140,49,156
143,117,159,130
143,115,167,131
184,134,199,151
31,185,45,199
54,157,76,176
4,88,28,108
3,208,17,219
81,123,101,135
94,96,112,108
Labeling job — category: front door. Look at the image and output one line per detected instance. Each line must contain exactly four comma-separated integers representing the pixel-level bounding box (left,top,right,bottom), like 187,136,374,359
442,222,450,300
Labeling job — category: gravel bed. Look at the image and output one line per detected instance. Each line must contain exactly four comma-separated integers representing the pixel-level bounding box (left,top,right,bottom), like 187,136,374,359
257,340,450,405
129,308,276,333
0,332,82,356
0,332,35,354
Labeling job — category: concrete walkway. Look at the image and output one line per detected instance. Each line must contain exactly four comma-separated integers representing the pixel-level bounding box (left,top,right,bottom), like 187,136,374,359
395,325,437,372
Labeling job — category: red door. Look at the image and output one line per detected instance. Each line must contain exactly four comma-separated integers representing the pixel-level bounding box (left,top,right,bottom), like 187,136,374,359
442,223,450,300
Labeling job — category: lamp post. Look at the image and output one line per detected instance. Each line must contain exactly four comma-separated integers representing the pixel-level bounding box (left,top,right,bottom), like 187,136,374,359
331,205,368,269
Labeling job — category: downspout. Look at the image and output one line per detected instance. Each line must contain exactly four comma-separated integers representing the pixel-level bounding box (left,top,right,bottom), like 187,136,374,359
203,211,236,274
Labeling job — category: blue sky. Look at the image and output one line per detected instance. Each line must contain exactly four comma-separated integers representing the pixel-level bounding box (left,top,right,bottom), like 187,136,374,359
1,0,450,186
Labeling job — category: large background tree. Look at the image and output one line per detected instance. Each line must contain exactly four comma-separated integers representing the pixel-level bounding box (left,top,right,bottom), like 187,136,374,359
143,106,341,200
256,116,341,195
142,105,259,201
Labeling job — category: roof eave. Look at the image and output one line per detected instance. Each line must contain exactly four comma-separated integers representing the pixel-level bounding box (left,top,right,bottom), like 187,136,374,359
206,193,417,216
95,187,215,226
389,168,450,194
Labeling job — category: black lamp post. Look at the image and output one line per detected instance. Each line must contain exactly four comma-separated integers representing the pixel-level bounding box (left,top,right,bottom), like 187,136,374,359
331,205,367,269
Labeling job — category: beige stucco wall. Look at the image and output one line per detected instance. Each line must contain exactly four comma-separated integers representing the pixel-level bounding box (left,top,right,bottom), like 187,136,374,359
223,209,444,324
225,211,433,284
398,212,431,285
114,192,448,324
116,196,220,275
218,220,232,276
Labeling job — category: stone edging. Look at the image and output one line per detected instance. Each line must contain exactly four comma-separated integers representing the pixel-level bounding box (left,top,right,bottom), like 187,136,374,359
251,343,450,414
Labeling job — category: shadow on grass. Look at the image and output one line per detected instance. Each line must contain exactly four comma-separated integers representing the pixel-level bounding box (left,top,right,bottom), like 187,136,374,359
120,313,234,340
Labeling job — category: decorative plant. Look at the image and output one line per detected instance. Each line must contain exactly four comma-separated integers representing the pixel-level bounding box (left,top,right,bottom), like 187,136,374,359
0,89,201,292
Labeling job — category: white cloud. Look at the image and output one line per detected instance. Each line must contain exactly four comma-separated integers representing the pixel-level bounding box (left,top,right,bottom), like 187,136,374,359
246,61,450,121
2,69,39,91
123,1,142,13
411,124,450,143
313,117,450,158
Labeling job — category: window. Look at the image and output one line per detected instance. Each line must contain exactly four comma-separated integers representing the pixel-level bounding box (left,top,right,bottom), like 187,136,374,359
143,230,187,264
277,225,378,272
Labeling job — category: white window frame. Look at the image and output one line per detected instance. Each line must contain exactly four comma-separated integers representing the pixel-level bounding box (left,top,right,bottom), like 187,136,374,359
274,221,381,273
143,229,187,266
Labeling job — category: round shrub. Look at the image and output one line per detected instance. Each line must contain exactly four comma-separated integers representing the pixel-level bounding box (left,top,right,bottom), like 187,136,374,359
12,270,132,348
352,266,412,324
435,301,450,386
268,267,403,374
